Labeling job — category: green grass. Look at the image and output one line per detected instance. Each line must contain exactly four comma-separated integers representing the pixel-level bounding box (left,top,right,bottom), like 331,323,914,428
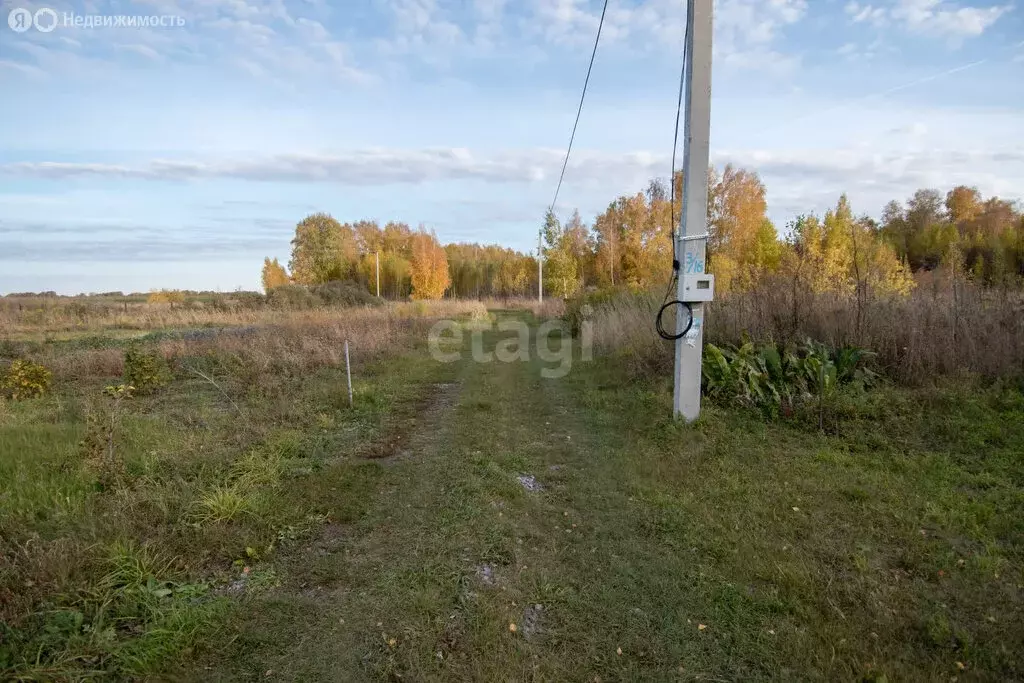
181,313,1024,681
0,333,458,679
3,311,1023,680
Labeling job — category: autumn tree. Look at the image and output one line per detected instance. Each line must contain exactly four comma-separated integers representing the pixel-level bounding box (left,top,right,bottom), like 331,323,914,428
787,196,912,299
881,186,1022,286
541,209,582,298
495,252,533,298
593,202,622,287
289,213,358,285
707,165,777,292
261,257,290,292
563,209,595,289
410,228,451,300
147,289,185,307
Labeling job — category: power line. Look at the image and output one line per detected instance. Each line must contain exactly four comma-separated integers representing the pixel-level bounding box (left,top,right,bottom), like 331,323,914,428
669,29,688,266
548,0,610,213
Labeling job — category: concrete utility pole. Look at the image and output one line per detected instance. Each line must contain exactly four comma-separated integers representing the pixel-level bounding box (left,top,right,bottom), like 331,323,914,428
375,251,380,298
673,0,714,422
538,229,544,303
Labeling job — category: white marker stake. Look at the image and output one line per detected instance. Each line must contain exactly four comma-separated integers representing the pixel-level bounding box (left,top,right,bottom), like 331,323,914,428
673,0,714,422
538,229,544,303
345,340,353,408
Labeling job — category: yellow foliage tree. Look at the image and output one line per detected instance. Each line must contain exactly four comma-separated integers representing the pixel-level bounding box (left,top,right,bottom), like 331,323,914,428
289,213,359,285
410,228,451,300
147,289,185,307
708,165,775,293
261,257,290,292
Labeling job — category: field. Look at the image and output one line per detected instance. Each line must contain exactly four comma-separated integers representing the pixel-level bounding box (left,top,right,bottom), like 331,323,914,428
1,294,1023,681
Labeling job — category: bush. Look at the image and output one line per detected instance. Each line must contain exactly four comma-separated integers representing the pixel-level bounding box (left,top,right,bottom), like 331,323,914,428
1,359,52,400
267,281,381,310
585,277,1024,385
702,338,878,422
123,345,171,393
309,280,381,307
231,291,267,310
266,284,319,310
565,287,625,335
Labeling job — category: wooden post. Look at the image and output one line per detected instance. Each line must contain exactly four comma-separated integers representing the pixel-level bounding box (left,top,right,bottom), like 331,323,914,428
344,340,353,408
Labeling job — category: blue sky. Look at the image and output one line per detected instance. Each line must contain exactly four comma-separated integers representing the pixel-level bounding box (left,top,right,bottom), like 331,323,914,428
1,0,1022,294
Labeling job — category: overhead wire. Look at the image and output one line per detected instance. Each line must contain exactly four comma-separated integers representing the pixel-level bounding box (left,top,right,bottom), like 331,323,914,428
548,0,610,213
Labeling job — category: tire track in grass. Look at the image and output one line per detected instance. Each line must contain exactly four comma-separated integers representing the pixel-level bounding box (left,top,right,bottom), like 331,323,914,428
187,311,661,681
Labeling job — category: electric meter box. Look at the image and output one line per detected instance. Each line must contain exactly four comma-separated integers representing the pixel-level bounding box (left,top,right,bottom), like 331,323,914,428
681,274,715,303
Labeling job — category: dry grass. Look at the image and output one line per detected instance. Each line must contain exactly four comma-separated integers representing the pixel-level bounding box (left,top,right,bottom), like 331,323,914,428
590,275,1024,384
1,297,263,338
474,296,566,319
0,297,487,678
6,301,490,384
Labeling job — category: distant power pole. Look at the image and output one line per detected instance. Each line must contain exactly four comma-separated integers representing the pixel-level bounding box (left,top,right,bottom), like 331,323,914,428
375,251,380,298
538,229,544,303
673,0,715,422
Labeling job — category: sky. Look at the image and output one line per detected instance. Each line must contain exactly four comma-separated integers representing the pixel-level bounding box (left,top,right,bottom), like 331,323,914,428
0,0,1022,295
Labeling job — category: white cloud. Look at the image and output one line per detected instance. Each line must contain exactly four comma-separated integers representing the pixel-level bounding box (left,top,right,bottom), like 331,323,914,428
845,1,889,25
893,0,1012,38
888,121,930,136
714,0,808,72
4,145,1021,222
845,0,1012,39
0,0,369,84
0,59,47,78
115,43,162,60
517,0,806,72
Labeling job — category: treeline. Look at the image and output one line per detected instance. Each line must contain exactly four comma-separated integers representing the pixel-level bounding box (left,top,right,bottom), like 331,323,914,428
263,167,1023,300
263,213,538,300
542,168,1023,298
2,290,263,302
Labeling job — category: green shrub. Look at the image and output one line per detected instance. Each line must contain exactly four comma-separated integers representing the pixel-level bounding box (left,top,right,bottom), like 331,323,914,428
266,284,319,310
702,338,878,421
1,359,52,400
564,286,629,334
230,291,267,309
310,280,381,307
79,385,135,491
123,346,171,393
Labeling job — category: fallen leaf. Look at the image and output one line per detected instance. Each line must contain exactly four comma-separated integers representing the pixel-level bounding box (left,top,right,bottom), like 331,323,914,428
698,624,707,631
616,647,622,656
509,623,517,633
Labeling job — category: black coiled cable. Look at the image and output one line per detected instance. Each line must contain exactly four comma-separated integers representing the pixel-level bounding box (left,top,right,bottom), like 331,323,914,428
656,265,693,341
